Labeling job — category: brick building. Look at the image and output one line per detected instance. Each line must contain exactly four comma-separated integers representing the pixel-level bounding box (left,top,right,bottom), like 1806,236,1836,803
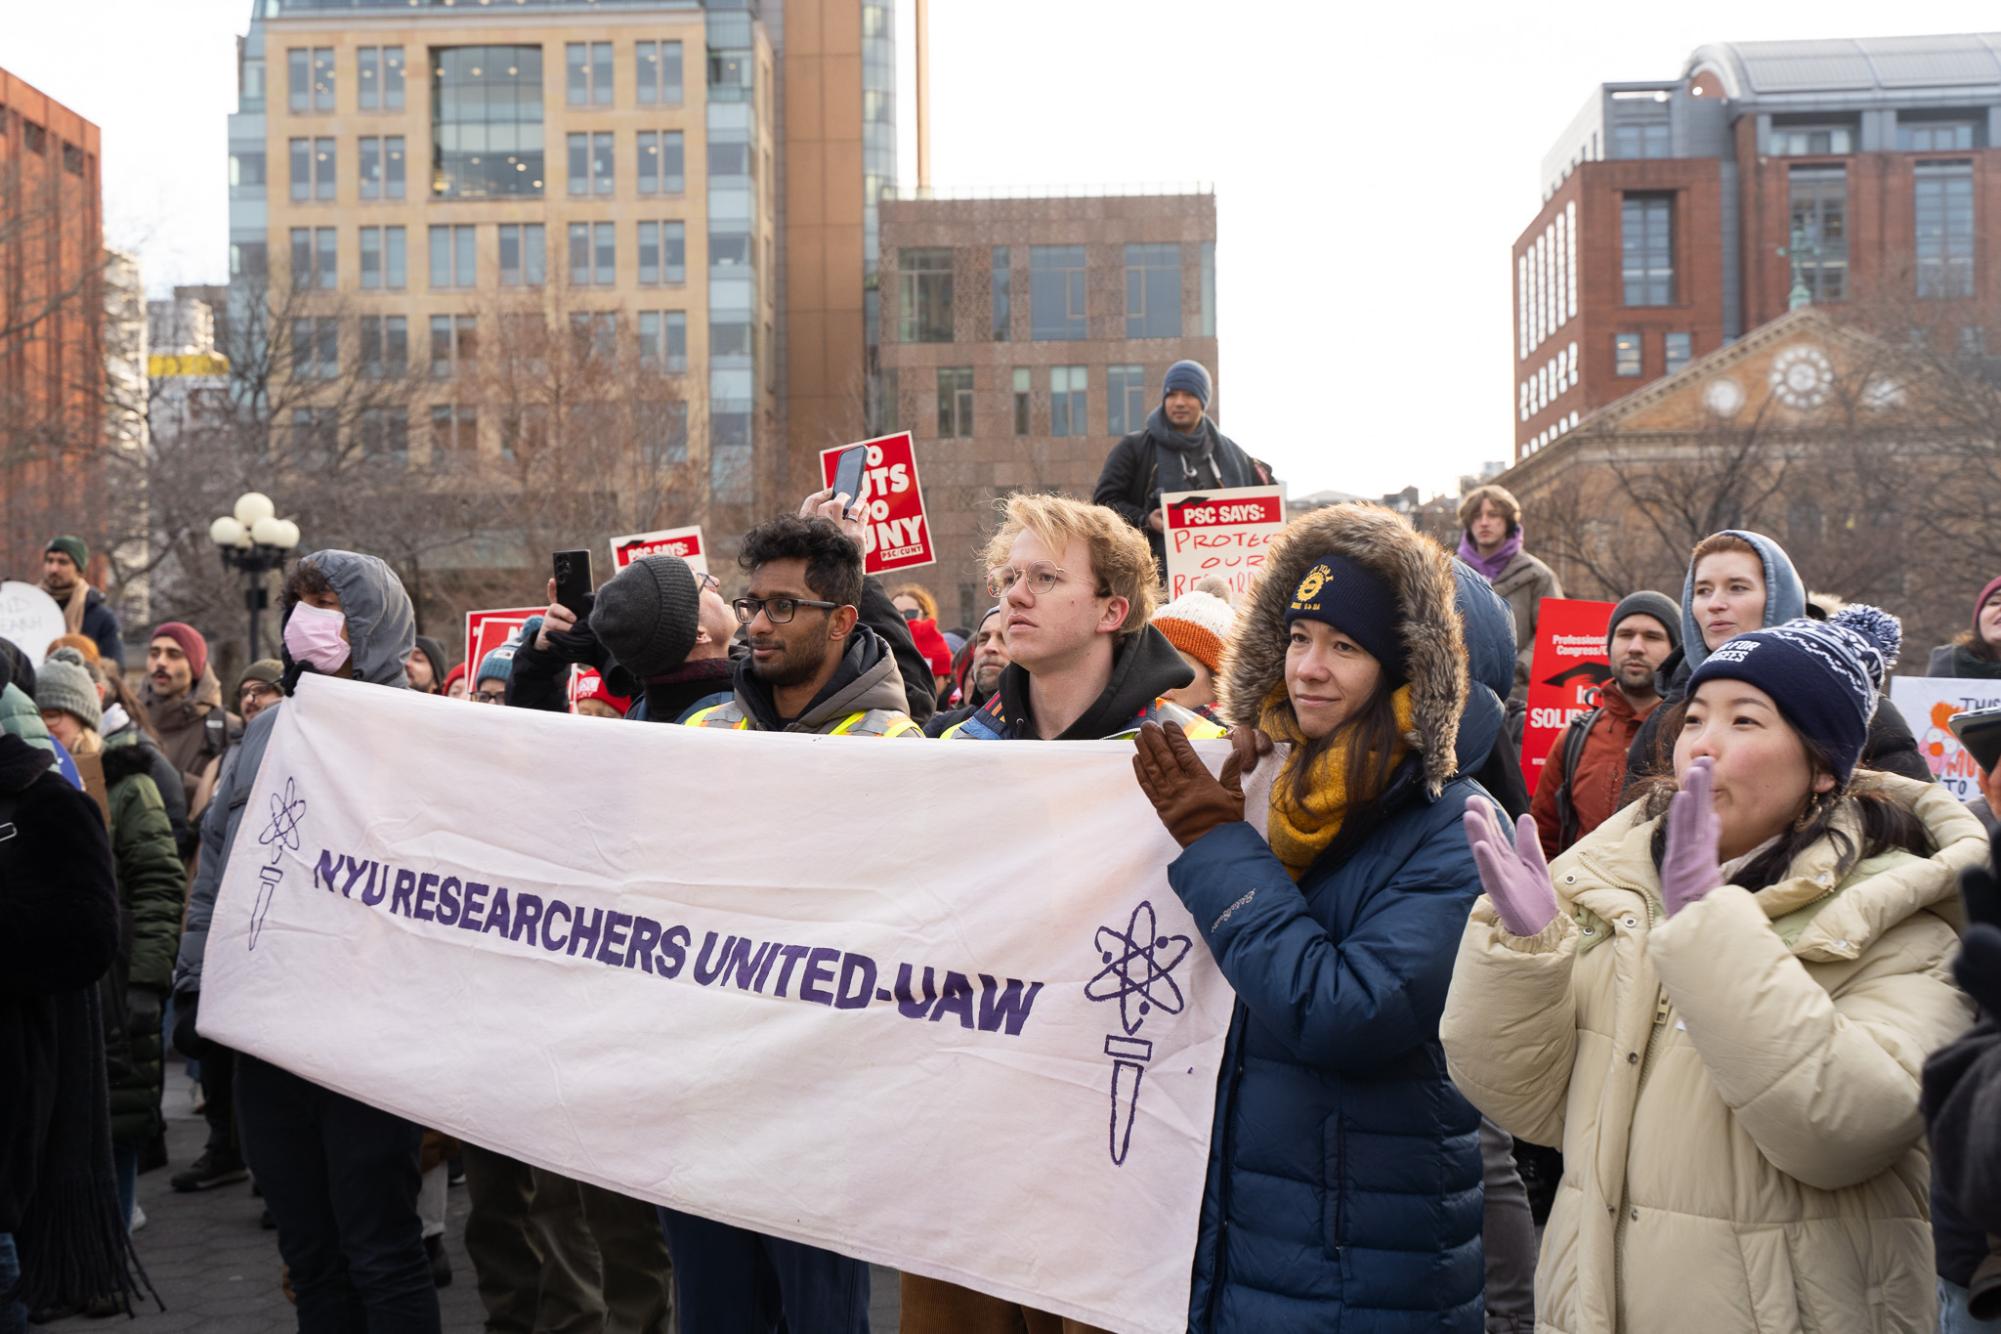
874,189,1219,625
0,68,104,582
1513,31,2001,463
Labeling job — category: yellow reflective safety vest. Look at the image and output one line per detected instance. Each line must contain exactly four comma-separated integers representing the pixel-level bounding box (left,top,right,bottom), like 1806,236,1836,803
683,702,923,738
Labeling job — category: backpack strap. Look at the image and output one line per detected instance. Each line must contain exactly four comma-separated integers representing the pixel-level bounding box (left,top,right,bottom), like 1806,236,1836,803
1552,704,1601,851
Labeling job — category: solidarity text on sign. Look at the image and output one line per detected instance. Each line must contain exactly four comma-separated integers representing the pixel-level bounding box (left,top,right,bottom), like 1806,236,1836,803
819,431,934,574
1160,486,1286,601
200,677,1232,1334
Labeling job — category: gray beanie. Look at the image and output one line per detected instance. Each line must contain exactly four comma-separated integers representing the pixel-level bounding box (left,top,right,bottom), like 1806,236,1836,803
590,556,702,678
1608,591,1681,654
36,646,102,731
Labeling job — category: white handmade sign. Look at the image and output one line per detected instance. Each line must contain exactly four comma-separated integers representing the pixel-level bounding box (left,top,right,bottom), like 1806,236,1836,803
1891,675,2001,799
200,676,1233,1334
0,581,65,665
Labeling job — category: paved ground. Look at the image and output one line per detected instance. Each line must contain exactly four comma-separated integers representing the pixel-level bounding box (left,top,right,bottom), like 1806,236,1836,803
37,1067,903,1332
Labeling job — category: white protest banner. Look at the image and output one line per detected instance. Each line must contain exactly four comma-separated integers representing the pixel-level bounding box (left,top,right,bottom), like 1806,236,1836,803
609,525,709,576
1160,487,1286,601
201,677,1232,1334
0,581,66,665
1891,675,2001,799
819,430,935,574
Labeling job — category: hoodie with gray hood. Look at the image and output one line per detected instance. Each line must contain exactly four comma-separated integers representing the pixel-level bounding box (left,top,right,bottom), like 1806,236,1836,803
174,551,415,1000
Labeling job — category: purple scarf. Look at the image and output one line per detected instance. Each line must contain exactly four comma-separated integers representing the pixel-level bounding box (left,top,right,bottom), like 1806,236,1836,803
1458,528,1523,582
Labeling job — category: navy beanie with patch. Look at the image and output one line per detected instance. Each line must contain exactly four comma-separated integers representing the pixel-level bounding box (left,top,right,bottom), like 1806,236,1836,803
1282,553,1407,684
1685,608,1898,782
1162,360,1212,410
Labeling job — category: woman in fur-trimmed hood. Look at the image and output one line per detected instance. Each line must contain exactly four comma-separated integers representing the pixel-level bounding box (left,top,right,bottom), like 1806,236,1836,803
1130,503,1493,1333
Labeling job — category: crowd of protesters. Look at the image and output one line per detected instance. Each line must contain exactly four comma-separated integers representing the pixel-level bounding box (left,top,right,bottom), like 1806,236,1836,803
6,357,2001,1334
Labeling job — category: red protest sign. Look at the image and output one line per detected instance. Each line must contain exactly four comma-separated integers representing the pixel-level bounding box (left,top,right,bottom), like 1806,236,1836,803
1159,486,1286,601
818,431,934,574
608,525,708,575
464,606,542,697
1519,598,1617,785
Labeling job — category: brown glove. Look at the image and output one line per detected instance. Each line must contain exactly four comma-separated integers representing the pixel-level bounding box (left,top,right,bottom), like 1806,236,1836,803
1132,721,1245,848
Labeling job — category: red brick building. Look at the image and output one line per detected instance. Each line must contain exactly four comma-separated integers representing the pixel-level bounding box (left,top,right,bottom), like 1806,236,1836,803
1513,33,2001,463
0,68,104,581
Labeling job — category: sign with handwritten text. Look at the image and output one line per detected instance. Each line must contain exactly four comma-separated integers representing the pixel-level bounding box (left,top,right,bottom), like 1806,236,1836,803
1160,486,1286,600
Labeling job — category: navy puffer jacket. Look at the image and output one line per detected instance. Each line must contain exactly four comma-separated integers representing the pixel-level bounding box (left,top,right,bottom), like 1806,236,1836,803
1170,503,1490,1332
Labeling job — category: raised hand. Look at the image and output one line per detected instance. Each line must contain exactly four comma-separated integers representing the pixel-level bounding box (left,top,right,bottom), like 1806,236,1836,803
1462,798,1558,938
1661,756,1724,918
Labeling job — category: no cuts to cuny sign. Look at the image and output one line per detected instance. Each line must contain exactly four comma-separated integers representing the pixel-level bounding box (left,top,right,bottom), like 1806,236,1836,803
819,431,935,574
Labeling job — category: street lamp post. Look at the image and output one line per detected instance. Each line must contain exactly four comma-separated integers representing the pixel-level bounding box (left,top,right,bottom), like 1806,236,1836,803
210,492,301,664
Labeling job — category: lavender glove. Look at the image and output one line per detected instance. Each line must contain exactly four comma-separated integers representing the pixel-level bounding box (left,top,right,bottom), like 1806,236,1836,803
1660,756,1724,918
1462,797,1559,938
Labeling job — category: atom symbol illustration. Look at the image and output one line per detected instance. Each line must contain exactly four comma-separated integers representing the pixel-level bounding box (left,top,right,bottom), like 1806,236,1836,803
1085,900,1191,1037
258,777,308,864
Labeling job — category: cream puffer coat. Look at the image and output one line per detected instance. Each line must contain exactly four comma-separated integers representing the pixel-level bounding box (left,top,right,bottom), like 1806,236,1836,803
1440,773,1984,1334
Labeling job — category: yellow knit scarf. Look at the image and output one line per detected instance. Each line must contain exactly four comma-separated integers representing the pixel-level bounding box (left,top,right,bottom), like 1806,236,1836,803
1259,682,1417,881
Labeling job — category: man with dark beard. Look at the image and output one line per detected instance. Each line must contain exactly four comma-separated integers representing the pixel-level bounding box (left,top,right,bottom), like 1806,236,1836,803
1091,360,1260,580
1528,590,1678,860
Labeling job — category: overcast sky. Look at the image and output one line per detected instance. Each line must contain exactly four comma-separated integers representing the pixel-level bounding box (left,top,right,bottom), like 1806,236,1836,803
8,1,1997,498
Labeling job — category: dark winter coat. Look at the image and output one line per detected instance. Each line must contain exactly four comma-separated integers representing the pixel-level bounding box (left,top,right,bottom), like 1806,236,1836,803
1092,409,1258,575
102,710,192,859
76,585,125,669
1170,503,1487,1333
1453,559,1533,820
142,669,241,809
1926,1009,2001,1313
1929,641,2001,680
687,627,920,736
0,733,121,1233
99,738,186,1146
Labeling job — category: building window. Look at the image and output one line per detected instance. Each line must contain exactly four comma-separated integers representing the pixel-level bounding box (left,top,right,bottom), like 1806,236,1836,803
711,228,752,268
567,132,615,196
429,225,476,289
1620,195,1674,306
1611,122,1670,158
936,368,974,438
1200,241,1216,337
636,41,683,106
638,310,688,372
1916,161,1976,299
1899,118,1979,151
429,405,476,467
430,315,477,379
637,131,685,195
231,241,268,279
358,46,405,111
359,136,405,201
1030,246,1088,341
1961,325,1988,360
289,47,334,113
359,226,407,290
431,46,544,199
358,407,409,468
711,316,752,360
1049,366,1087,437
638,221,686,285
566,42,613,107
498,224,545,287
289,137,336,201
1787,165,1847,302
568,222,616,286
1665,332,1692,374
1769,124,1853,156
290,227,337,289
291,408,337,468
1106,365,1148,436
991,247,1011,341
229,149,265,187
359,316,408,378
898,248,953,343
290,318,339,379
1013,368,1032,436
1614,332,1643,377
1124,244,1181,338
569,312,618,363
642,403,689,468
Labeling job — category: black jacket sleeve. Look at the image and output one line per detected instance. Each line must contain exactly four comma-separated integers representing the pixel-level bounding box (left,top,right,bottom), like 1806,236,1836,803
858,576,935,725
506,637,575,714
1092,433,1152,529
1864,693,1933,783
2,774,121,996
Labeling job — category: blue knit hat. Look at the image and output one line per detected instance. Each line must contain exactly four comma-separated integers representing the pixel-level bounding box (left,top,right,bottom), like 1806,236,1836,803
1283,553,1407,684
1685,606,1899,782
1162,360,1211,410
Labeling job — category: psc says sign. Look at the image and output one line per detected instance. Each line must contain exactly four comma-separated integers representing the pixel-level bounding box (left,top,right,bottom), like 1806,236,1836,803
1159,486,1286,601
818,431,934,574
608,525,709,576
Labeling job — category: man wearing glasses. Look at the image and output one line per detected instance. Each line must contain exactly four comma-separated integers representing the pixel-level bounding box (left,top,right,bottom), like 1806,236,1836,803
683,513,921,739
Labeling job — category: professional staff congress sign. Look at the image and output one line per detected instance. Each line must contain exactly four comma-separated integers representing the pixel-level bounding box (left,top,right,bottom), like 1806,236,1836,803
200,677,1232,1334
1519,598,1617,783
819,431,934,574
1160,486,1286,601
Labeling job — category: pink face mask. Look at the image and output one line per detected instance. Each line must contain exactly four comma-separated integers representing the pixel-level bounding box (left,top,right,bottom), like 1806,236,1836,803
284,602,349,674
